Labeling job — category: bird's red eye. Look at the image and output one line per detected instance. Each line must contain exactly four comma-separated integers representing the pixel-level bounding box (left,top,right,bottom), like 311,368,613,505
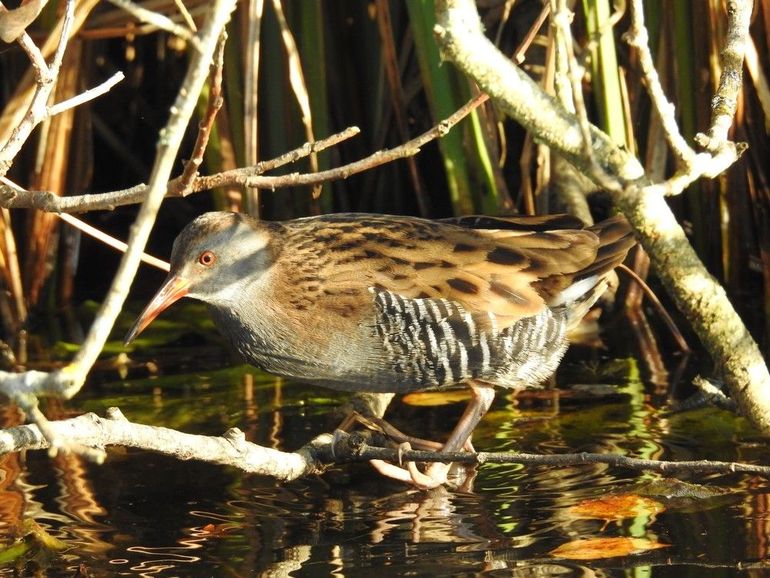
198,250,216,267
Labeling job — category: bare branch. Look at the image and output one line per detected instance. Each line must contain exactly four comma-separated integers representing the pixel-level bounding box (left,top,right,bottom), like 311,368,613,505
16,31,50,77
0,0,238,413
0,0,75,176
0,93,487,213
330,431,770,477
3,411,769,481
435,0,646,184
176,31,227,193
48,71,125,117
697,0,752,150
58,0,238,398
604,1,750,199
550,0,620,193
626,0,696,168
57,212,169,272
105,0,203,52
433,0,770,433
0,409,318,481
240,93,489,189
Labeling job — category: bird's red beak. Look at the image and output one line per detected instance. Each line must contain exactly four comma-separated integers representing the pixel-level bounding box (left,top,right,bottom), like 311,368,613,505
124,275,190,345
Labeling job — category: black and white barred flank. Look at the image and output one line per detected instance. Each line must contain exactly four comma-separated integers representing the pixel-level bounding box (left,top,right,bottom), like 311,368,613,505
371,287,569,390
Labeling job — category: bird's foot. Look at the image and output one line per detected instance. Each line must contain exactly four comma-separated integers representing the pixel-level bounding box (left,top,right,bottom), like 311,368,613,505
369,442,452,490
340,413,445,451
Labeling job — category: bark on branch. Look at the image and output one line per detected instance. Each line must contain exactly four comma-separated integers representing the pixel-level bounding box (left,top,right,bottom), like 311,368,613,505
2,409,768,480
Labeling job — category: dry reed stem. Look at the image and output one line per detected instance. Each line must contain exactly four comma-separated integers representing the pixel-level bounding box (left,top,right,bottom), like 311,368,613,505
270,0,319,199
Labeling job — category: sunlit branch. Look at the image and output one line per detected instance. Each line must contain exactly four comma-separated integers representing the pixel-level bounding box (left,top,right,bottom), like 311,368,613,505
105,0,202,51
2,409,769,481
697,0,752,150
0,94,488,213
626,0,696,168
176,31,227,193
433,0,770,434
47,71,125,117
0,0,75,176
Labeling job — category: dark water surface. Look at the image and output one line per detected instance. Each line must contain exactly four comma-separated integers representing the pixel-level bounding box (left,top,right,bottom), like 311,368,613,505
1,308,768,576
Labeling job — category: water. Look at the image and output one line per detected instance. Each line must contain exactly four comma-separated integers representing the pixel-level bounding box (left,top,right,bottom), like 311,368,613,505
1,310,768,576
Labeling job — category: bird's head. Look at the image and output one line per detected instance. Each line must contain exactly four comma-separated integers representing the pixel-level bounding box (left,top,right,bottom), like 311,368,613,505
124,211,278,345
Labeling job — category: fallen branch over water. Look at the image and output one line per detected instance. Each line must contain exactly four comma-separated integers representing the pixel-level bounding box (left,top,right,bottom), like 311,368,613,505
1,409,767,482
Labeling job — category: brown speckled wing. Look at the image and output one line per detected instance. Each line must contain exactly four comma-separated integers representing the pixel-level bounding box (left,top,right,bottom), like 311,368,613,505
283,214,605,330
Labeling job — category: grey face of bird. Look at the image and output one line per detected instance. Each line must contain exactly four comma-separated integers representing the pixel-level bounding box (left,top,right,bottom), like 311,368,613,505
171,213,276,306
124,212,276,344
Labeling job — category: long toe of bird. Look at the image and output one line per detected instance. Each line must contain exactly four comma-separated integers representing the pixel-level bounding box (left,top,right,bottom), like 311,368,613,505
369,443,451,489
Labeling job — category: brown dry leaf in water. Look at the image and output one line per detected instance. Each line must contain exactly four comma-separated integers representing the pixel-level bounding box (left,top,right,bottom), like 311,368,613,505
550,537,669,560
567,494,666,521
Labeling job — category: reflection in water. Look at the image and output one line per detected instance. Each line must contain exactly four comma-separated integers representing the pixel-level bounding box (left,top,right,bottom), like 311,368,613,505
126,545,202,575
1,339,768,576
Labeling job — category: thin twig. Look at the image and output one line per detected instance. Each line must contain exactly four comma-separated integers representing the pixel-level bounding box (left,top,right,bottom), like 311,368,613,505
270,0,319,198
173,0,197,32
328,431,770,477
618,263,689,353
177,31,227,193
625,0,696,168
243,0,264,213
57,212,169,272
105,0,202,51
48,71,125,117
550,0,621,193
16,32,50,77
241,93,489,189
0,127,360,212
513,2,549,64
648,146,746,197
0,0,75,175
1,94,487,212
376,0,430,215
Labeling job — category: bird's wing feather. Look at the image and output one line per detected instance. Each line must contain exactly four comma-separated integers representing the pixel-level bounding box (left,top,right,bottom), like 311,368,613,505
298,215,601,329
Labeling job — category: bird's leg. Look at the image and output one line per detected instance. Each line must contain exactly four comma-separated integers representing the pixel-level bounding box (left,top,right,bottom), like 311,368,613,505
372,381,495,489
412,382,495,489
336,412,444,450
336,412,447,479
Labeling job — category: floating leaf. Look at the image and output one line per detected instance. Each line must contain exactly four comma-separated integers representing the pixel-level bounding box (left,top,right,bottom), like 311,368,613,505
550,537,669,560
401,390,471,407
635,479,738,512
23,520,67,552
199,523,233,536
0,541,30,565
567,494,666,521
636,478,733,500
0,519,67,566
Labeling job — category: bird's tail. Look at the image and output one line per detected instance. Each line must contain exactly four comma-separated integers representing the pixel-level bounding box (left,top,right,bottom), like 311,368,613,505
556,215,636,330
